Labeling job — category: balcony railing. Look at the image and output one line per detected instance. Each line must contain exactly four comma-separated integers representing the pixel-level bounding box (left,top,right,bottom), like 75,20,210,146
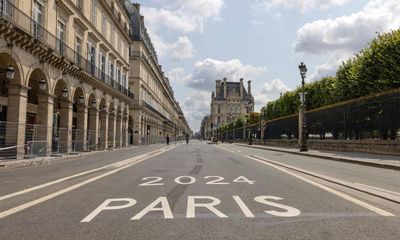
0,1,134,100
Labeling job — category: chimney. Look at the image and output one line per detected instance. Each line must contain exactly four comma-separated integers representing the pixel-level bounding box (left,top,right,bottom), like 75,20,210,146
240,78,244,98
215,79,222,97
247,80,252,96
223,77,227,99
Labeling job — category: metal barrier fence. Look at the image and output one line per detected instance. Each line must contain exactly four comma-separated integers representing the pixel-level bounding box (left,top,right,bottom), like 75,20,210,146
217,90,400,142
0,121,130,161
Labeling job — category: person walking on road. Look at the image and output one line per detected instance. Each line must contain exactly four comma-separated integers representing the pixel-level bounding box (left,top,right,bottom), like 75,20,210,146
185,134,189,145
166,134,170,145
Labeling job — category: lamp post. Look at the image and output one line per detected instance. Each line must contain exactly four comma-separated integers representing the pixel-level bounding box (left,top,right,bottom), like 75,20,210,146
245,100,254,145
298,62,308,152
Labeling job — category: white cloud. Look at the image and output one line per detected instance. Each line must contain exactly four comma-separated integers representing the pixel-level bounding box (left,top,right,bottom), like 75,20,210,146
295,0,400,55
181,90,212,131
255,0,351,12
142,0,224,33
259,78,291,94
253,79,291,111
295,0,400,79
149,33,196,61
168,68,192,84
187,58,267,91
170,37,196,60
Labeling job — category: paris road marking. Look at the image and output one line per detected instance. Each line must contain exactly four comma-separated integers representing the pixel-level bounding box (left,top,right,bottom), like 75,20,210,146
246,155,394,217
0,147,175,219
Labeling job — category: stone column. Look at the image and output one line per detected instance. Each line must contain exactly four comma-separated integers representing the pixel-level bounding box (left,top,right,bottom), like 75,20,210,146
108,112,116,149
116,114,122,147
121,117,127,147
76,104,88,151
132,111,141,145
99,110,109,150
6,84,28,159
88,107,99,150
59,100,73,153
36,93,54,153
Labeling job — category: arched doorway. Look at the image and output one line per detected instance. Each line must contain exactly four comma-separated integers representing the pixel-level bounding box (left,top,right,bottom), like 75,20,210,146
115,105,122,148
26,68,52,156
128,116,134,145
98,98,108,150
108,102,116,149
0,52,24,158
53,78,72,154
72,87,86,152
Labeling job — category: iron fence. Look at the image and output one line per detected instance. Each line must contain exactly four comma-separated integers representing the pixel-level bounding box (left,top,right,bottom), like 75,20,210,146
217,90,400,142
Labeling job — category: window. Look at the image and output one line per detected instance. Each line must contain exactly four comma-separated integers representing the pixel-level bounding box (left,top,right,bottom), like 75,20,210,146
87,42,96,75
0,0,11,16
57,19,66,55
110,62,114,80
117,68,121,84
217,104,221,114
100,53,106,81
33,0,44,39
75,35,82,66
90,0,97,26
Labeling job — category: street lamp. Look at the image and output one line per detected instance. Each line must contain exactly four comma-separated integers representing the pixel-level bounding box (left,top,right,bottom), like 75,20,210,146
6,65,15,80
62,87,68,99
298,62,308,152
79,95,85,104
39,79,46,92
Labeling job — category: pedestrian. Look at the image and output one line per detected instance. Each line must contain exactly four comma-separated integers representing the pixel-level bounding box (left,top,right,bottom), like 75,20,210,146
166,134,170,145
185,134,189,144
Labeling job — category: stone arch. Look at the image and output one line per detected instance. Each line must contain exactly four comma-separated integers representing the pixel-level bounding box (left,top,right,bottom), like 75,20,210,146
25,63,50,89
0,49,24,86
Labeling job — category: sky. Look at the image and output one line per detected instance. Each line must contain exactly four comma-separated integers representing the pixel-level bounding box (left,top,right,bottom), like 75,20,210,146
133,0,400,132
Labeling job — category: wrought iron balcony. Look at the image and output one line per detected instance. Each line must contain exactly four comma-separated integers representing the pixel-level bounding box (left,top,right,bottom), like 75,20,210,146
0,0,134,100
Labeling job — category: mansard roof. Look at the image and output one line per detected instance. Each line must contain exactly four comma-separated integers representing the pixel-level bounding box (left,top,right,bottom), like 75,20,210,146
215,82,253,101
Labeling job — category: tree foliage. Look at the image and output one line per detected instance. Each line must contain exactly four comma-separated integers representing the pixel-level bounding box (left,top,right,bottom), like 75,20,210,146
260,29,400,120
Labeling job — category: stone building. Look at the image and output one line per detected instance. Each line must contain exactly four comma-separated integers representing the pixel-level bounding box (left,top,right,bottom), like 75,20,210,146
0,0,189,158
126,3,191,144
205,78,254,139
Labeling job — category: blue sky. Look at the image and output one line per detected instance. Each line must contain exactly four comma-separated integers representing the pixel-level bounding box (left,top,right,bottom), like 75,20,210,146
134,0,400,131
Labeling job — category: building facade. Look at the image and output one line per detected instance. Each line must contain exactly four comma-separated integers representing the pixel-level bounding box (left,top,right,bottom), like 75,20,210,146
126,3,190,144
205,78,254,139
0,0,188,159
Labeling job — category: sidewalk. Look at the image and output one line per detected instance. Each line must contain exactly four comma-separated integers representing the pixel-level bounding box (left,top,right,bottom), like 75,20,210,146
0,145,139,168
234,143,400,171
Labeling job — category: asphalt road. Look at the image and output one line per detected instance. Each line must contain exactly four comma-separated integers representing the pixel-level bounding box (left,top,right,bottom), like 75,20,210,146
0,142,399,240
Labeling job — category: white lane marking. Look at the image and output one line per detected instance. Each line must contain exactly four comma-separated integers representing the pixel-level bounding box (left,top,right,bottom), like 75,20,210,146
254,196,301,217
246,155,395,217
215,145,240,153
0,147,174,219
187,196,228,218
233,195,255,218
354,183,400,197
81,198,137,223
0,148,166,201
131,197,173,220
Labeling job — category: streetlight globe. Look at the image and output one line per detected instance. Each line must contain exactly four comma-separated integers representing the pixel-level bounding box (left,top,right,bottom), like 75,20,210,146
298,62,307,78
6,64,15,81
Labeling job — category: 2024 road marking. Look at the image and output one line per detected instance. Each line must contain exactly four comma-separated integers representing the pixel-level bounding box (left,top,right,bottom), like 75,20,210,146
139,176,255,186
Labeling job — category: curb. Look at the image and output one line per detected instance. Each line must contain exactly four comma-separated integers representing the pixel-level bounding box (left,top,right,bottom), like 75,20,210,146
0,145,139,168
234,143,400,171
